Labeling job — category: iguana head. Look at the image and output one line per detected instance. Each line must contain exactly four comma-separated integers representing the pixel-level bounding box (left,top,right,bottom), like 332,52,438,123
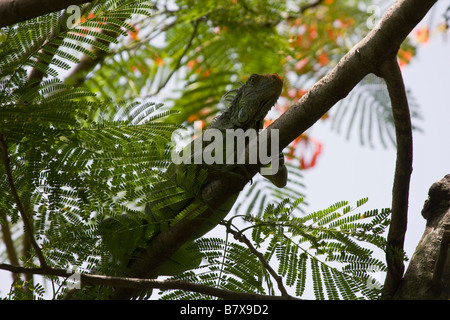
220,73,283,130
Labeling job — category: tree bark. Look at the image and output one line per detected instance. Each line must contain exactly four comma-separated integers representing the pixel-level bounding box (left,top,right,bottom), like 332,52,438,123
0,0,91,28
394,174,450,299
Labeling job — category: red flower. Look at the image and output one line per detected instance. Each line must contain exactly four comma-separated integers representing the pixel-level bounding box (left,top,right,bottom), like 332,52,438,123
128,26,139,41
287,134,323,169
415,27,429,44
318,53,329,66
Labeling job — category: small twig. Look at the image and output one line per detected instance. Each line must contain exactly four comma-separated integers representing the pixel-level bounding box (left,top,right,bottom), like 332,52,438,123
0,263,300,300
299,0,324,13
225,223,291,297
283,0,324,20
0,136,48,268
378,57,413,299
150,19,200,96
110,18,178,56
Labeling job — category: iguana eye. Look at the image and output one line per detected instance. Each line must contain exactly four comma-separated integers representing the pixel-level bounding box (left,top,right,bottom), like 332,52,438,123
238,109,249,123
247,74,257,85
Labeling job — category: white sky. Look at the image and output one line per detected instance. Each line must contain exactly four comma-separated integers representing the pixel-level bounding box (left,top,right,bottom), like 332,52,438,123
304,22,450,263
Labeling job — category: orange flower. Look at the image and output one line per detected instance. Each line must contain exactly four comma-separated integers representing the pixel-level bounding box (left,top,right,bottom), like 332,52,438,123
326,27,336,42
298,136,322,169
187,59,198,70
293,18,302,27
77,12,95,25
264,119,274,128
416,27,429,44
297,89,307,98
202,69,211,78
200,107,211,116
318,53,329,66
287,88,297,98
275,103,289,114
293,35,304,47
286,88,307,102
294,58,308,71
340,17,355,28
155,56,164,66
308,25,318,40
286,134,323,169
187,114,200,123
437,22,448,32
398,48,413,67
128,26,139,41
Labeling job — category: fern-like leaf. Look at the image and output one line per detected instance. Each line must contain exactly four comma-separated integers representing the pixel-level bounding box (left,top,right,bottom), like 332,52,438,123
330,74,421,148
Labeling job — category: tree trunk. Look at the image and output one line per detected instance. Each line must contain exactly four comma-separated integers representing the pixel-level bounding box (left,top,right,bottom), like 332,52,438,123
394,174,450,299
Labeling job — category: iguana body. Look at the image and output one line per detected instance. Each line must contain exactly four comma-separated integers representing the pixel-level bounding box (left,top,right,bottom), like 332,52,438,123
99,73,286,281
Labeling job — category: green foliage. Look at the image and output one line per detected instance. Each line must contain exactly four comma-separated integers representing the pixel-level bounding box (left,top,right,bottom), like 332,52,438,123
0,1,152,82
232,163,307,218
5,279,45,300
0,0,179,297
0,0,413,300
329,74,421,148
251,197,389,299
159,197,390,300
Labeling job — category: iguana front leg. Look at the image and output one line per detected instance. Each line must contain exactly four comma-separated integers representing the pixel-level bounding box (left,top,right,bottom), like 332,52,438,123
219,153,288,188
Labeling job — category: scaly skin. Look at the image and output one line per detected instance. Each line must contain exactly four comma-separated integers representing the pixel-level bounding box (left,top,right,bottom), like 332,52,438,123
99,73,287,284
146,73,287,240
212,73,284,131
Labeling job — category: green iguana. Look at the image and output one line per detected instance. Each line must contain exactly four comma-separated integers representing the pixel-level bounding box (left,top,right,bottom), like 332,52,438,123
98,73,286,291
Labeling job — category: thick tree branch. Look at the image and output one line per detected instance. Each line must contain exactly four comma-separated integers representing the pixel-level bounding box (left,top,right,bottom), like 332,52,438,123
0,263,299,300
112,0,437,299
378,58,413,298
431,227,450,290
0,136,47,268
0,0,91,28
393,175,450,299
